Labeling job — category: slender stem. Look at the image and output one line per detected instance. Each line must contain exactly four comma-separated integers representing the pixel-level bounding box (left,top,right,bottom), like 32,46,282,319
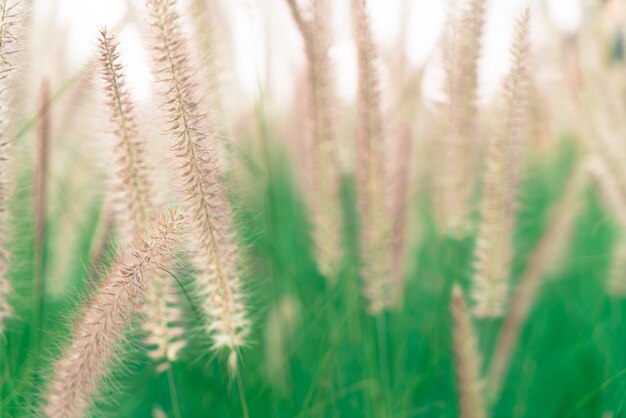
236,370,249,418
166,365,182,418
0,339,16,412
376,314,392,417
0,352,34,407
32,79,50,351
161,267,203,320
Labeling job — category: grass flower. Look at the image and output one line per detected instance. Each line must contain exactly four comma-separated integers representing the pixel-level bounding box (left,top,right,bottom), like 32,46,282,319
352,0,394,314
285,0,344,282
436,0,486,236
43,210,184,418
98,28,186,370
98,29,153,237
146,0,249,373
472,7,531,318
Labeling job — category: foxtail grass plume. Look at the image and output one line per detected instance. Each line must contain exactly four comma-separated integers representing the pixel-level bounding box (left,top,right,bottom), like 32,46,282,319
146,0,249,372
98,28,186,370
487,163,587,399
471,7,531,318
143,267,187,371
43,210,184,418
451,285,487,418
0,0,21,333
436,0,486,236
285,0,344,281
352,0,394,314
98,29,153,239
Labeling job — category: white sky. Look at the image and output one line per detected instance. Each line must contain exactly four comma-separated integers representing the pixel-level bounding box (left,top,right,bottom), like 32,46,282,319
31,0,582,107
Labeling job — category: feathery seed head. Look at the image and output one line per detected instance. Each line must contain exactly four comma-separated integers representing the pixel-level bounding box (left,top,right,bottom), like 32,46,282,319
43,209,184,418
435,0,486,236
285,0,343,281
142,269,187,371
98,28,154,238
351,0,395,314
146,0,250,369
98,28,187,369
471,7,531,318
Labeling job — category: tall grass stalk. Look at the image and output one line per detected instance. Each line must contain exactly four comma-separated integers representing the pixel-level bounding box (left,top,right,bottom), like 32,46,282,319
98,28,187,371
146,0,249,373
472,7,531,318
43,210,184,418
436,0,486,236
351,0,394,314
285,0,344,282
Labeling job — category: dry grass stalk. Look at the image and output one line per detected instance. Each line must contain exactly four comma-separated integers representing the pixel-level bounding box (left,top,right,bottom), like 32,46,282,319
472,8,531,318
285,0,343,281
389,122,412,301
351,0,394,314
98,28,186,370
436,0,486,235
487,163,587,399
35,79,50,270
587,156,626,295
0,0,21,333
451,285,487,418
43,210,184,418
146,0,249,372
32,78,50,344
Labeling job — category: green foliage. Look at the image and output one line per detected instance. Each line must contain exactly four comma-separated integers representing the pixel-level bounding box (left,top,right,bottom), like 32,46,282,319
2,129,625,418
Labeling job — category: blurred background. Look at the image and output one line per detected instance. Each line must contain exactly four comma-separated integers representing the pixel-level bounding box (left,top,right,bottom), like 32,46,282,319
9,0,626,417
29,0,582,105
